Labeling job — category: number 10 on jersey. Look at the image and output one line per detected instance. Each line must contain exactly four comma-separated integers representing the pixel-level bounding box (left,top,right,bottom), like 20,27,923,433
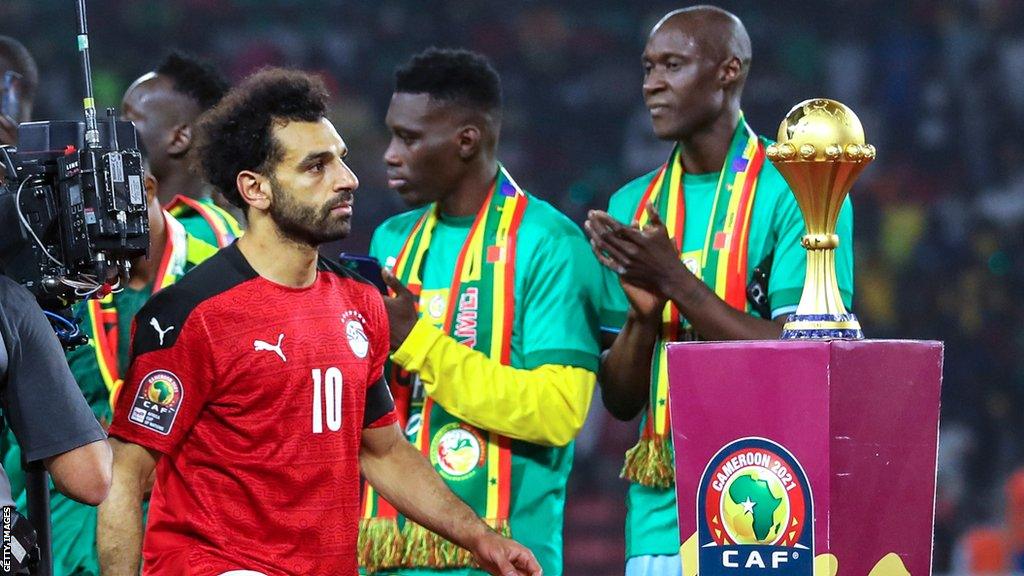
312,367,343,433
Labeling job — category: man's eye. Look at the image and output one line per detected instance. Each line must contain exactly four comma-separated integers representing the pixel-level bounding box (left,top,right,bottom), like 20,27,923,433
310,161,325,173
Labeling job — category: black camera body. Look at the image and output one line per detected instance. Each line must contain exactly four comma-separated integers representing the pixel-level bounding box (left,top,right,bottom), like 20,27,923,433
0,119,149,330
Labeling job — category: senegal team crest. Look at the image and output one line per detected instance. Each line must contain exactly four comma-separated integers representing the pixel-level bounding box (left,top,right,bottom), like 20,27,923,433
129,370,184,436
426,292,447,322
698,437,813,574
430,423,485,481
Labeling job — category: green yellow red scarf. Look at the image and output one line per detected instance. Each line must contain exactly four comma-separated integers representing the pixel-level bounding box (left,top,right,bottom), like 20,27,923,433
622,116,765,488
165,194,242,248
360,165,528,572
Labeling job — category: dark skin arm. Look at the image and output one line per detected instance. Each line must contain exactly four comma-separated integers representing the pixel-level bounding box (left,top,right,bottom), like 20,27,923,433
361,423,542,576
598,300,662,421
588,244,664,421
585,204,785,419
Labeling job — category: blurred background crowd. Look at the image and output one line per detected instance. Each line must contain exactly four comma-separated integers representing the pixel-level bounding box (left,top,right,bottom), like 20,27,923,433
3,0,1023,573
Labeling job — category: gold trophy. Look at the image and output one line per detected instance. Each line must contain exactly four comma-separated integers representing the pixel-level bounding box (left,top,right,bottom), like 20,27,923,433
766,99,874,339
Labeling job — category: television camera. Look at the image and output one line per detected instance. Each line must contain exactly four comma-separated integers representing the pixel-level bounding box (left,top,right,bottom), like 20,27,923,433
0,2,149,349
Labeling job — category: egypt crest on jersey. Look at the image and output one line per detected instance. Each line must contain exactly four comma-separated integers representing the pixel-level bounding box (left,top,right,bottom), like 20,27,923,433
697,437,813,575
342,310,370,359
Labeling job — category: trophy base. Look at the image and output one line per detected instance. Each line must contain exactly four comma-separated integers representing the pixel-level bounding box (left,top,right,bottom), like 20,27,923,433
781,313,864,340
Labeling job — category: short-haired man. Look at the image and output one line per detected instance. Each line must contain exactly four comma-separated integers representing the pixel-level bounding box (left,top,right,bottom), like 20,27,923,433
363,48,600,576
122,52,242,247
585,7,854,576
0,35,38,146
98,68,540,576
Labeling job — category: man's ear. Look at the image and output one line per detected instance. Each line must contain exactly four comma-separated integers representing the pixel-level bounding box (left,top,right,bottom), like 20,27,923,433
237,170,271,212
719,56,743,87
167,124,193,156
144,173,159,204
456,124,482,160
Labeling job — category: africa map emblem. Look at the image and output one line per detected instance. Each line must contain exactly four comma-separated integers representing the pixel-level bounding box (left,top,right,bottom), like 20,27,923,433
146,375,178,406
129,369,184,436
698,437,813,574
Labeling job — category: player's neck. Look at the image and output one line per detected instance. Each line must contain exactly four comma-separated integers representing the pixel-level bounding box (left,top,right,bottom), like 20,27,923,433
438,158,498,217
157,168,207,206
678,107,740,174
130,208,167,289
237,219,319,288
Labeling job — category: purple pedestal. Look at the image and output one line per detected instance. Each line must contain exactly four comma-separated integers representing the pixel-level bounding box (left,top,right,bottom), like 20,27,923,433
668,340,943,575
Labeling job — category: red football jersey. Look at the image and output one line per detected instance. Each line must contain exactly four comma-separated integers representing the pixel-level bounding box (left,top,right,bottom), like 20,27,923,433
109,244,397,575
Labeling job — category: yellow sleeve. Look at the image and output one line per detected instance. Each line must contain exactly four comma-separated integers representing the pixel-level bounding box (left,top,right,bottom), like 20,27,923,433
391,319,596,447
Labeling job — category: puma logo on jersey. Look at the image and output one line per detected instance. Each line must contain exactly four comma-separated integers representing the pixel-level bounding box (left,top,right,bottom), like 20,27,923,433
150,317,174,345
253,333,286,362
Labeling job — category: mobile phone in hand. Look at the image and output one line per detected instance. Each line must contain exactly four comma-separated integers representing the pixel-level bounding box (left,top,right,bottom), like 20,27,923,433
338,253,387,294
2,71,23,120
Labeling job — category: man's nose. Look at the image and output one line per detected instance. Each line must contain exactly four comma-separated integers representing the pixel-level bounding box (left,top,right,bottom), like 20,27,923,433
334,161,359,193
384,139,402,167
643,70,666,97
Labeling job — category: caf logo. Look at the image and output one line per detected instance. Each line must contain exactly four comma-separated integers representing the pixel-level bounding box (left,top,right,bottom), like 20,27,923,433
697,437,813,574
129,369,183,435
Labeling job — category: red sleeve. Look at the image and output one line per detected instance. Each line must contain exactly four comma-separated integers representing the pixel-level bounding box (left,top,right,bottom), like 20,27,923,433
108,309,216,455
362,288,396,429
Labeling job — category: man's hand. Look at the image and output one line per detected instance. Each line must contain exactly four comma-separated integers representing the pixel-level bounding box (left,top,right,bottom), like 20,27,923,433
588,204,787,342
468,530,543,576
362,425,543,575
381,268,419,351
0,114,17,146
621,279,665,323
585,203,694,299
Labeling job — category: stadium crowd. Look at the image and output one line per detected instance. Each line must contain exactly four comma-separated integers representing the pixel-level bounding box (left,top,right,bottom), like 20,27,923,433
2,0,1023,573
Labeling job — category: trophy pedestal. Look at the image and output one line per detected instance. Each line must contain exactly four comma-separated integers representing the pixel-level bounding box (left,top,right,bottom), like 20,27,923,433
781,313,863,340
667,339,942,575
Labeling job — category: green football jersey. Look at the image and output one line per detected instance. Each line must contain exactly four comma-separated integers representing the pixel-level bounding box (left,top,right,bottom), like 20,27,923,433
601,159,854,558
368,196,602,576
